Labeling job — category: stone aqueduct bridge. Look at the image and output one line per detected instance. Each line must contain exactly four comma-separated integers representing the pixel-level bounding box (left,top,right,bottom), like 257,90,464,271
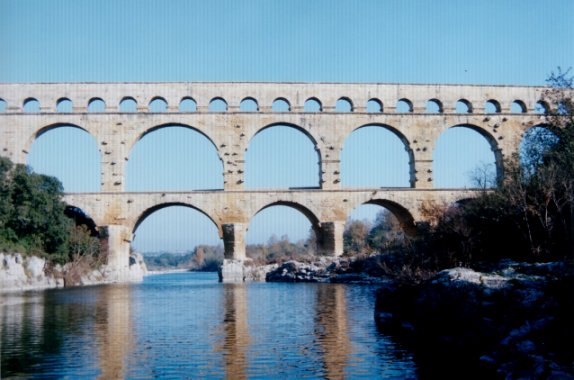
0,82,552,278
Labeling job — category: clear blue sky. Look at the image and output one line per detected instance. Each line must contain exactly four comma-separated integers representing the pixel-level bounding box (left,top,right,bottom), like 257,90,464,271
2,0,573,252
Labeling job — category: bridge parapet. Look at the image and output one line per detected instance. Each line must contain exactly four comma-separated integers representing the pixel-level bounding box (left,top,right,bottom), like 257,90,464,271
0,82,556,115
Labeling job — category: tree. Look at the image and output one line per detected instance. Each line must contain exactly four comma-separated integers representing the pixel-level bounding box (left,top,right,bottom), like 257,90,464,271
367,210,404,252
0,156,101,265
0,162,72,261
0,157,14,236
343,219,371,255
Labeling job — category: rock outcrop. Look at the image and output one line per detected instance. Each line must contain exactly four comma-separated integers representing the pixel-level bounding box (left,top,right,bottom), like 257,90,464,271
218,259,278,282
374,261,574,379
265,256,390,283
218,255,394,283
0,253,64,292
1,252,148,292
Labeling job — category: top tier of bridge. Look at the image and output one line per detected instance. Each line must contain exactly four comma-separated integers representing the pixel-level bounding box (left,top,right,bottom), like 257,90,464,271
0,82,553,114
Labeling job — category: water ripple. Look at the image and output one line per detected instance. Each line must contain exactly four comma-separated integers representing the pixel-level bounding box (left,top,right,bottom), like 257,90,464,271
1,272,416,379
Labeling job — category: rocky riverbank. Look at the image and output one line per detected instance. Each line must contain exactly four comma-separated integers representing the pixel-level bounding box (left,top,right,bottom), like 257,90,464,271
265,256,391,283
374,260,574,379
0,252,148,292
220,255,392,283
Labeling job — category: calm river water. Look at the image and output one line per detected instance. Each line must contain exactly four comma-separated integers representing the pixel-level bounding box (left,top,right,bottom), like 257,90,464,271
1,272,418,379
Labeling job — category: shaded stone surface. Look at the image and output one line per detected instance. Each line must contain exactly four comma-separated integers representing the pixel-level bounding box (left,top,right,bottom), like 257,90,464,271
374,261,574,379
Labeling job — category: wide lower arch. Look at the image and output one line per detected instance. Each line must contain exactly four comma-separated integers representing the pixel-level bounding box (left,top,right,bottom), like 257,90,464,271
252,121,319,144
132,202,222,238
251,200,321,232
361,199,417,236
448,123,499,150
64,205,99,236
341,123,415,187
247,200,324,255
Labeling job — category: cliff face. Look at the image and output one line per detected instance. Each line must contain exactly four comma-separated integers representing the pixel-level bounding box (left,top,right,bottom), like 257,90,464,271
0,252,148,292
0,253,64,292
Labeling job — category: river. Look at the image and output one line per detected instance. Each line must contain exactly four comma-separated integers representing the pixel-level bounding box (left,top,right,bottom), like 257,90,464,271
1,272,417,379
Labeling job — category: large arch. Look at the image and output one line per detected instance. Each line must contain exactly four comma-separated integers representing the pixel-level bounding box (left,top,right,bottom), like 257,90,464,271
433,124,500,188
341,124,414,188
27,123,101,192
244,123,321,189
131,202,222,253
251,200,321,232
360,199,416,236
126,124,224,191
64,205,99,236
246,201,321,254
127,123,220,153
133,202,221,234
344,201,411,255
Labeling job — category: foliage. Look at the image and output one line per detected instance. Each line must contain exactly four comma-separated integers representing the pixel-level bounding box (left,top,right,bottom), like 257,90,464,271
246,233,315,264
343,210,405,256
0,159,71,261
343,220,371,255
0,156,99,265
143,251,196,271
143,245,224,271
192,244,224,271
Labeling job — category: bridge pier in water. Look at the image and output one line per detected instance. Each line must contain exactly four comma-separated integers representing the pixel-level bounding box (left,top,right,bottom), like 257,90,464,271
220,223,248,283
99,225,142,283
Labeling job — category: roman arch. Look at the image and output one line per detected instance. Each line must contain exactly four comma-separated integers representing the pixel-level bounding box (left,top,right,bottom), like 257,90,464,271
0,82,556,280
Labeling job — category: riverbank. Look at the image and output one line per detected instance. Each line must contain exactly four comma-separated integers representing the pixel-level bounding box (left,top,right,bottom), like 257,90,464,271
374,260,574,379
263,255,394,283
0,252,148,292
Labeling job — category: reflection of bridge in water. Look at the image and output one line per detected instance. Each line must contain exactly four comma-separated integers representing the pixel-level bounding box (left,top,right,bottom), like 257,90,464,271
1,277,362,377
0,82,552,281
220,282,353,378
